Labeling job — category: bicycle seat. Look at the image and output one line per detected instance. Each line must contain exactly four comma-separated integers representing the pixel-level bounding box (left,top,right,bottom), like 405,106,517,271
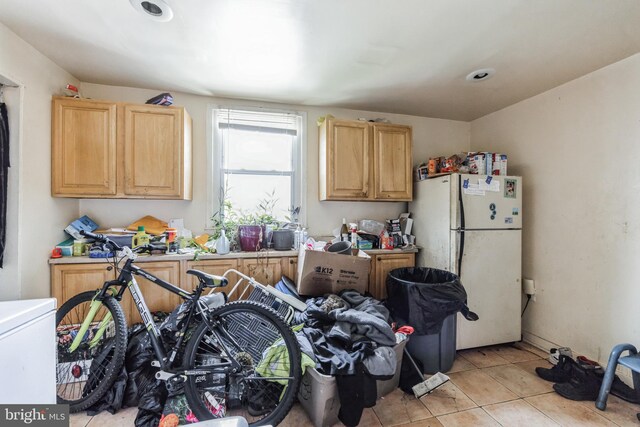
186,270,228,288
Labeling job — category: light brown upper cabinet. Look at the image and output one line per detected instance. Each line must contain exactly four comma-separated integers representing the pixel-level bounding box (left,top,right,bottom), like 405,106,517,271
52,97,192,199
52,98,118,196
371,123,413,200
319,117,412,201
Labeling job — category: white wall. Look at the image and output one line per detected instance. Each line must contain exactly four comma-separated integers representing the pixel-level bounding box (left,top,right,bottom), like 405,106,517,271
0,22,79,300
471,53,640,363
79,83,470,237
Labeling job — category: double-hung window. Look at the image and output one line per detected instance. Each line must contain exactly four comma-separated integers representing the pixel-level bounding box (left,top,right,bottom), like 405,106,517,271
213,107,304,222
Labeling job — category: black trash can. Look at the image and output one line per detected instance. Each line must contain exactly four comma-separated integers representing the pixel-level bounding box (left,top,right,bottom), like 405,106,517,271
385,267,478,374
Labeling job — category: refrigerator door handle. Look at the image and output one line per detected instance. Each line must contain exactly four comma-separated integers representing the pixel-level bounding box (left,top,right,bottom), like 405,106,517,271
457,229,465,276
457,175,465,276
458,174,466,230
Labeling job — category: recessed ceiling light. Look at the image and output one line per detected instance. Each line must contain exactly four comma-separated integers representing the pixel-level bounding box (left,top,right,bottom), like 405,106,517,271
466,68,496,82
130,0,174,22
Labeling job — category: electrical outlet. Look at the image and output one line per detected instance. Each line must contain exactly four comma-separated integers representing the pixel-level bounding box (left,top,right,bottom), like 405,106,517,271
523,278,536,295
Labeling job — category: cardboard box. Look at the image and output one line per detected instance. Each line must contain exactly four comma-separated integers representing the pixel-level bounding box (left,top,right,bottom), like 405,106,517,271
296,247,371,296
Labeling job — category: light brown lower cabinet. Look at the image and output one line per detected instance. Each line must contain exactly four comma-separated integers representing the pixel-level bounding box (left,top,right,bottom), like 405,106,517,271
369,253,416,300
125,261,181,324
50,253,415,323
51,263,116,306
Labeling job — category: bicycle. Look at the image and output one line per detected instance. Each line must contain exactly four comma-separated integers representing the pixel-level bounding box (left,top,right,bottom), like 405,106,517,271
55,231,302,426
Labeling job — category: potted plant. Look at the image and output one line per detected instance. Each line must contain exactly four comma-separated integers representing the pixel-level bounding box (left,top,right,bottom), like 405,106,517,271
212,190,281,252
237,193,280,251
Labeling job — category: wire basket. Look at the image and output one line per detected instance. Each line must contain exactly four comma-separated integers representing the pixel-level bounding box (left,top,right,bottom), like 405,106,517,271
212,269,306,324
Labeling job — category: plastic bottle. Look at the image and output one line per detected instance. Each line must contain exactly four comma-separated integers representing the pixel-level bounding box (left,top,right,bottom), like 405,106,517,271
216,229,230,255
294,224,302,250
301,227,308,248
165,228,178,254
132,226,150,249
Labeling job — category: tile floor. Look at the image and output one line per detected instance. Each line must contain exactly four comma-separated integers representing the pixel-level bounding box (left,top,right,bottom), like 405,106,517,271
70,342,640,427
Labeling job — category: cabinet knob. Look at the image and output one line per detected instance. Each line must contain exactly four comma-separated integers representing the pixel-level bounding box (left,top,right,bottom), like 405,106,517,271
290,259,295,264
106,266,113,271
377,257,381,261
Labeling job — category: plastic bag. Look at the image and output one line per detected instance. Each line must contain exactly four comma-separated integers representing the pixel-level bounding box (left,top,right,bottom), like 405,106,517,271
86,337,128,415
124,326,159,408
385,268,478,335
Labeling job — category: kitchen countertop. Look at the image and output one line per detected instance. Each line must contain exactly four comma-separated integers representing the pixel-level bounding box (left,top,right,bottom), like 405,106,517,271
48,247,418,265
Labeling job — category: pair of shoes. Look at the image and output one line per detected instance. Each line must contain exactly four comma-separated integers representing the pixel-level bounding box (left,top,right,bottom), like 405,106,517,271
552,365,602,401
536,355,575,383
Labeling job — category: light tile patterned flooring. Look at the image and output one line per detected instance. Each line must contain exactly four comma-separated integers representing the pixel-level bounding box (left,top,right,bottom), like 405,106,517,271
70,342,640,427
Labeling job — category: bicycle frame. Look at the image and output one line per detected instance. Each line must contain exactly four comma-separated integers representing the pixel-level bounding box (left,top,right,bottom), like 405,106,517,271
68,252,241,374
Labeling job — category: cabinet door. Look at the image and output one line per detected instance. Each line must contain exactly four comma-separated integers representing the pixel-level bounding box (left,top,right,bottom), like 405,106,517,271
372,124,412,201
283,257,298,283
52,98,117,196
122,105,185,198
240,257,283,288
51,263,115,307
324,119,370,200
126,261,181,324
184,259,241,301
372,253,415,300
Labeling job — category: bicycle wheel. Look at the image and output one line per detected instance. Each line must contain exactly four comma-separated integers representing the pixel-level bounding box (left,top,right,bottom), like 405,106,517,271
56,290,127,412
184,301,301,427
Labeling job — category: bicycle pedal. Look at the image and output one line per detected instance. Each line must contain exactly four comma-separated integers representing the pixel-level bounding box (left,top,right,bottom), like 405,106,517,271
168,374,186,386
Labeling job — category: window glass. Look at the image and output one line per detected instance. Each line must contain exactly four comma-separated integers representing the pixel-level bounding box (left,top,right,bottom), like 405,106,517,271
215,108,302,223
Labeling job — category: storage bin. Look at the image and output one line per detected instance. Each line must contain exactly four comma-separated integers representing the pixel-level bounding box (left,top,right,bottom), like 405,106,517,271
406,313,457,374
297,339,407,427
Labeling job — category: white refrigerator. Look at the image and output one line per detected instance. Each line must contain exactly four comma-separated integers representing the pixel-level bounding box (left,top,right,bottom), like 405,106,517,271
410,173,522,349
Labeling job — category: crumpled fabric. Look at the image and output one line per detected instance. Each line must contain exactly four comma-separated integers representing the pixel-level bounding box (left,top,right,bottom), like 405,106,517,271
303,327,375,375
304,290,396,347
255,325,315,385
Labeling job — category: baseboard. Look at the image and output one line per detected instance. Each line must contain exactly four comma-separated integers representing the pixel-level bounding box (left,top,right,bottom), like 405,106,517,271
522,330,635,387
522,330,559,353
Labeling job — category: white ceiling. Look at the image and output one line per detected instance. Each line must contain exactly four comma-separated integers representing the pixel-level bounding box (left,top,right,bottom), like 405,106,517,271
1,0,640,121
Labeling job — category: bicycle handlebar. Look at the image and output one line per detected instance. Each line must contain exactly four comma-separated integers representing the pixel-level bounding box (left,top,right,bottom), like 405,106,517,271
80,230,123,251
80,231,168,255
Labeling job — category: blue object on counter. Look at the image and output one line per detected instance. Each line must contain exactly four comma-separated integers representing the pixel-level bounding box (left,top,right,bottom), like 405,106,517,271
89,251,114,258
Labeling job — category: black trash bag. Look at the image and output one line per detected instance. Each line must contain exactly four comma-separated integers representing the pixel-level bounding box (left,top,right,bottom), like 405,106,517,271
86,337,129,415
125,324,168,427
135,380,168,427
124,325,159,408
159,301,193,350
385,268,478,335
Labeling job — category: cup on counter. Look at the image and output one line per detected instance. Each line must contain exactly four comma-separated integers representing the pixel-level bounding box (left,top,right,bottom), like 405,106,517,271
73,239,88,256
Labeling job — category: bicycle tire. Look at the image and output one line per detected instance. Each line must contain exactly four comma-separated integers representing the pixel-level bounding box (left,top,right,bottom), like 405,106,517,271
55,291,127,413
184,300,301,426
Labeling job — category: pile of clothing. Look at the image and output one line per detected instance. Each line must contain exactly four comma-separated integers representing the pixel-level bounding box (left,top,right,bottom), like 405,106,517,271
294,290,398,426
536,353,638,404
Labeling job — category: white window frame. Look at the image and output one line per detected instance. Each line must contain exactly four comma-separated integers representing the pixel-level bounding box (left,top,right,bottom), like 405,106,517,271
205,104,306,229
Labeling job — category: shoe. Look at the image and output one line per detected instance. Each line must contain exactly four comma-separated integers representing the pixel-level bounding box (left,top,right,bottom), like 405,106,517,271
536,355,575,383
553,367,602,401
